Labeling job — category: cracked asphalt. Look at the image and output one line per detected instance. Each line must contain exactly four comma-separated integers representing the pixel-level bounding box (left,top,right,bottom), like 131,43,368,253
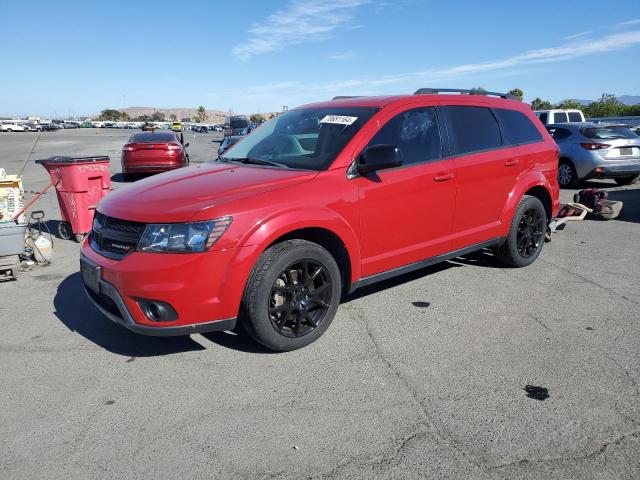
1,129,639,479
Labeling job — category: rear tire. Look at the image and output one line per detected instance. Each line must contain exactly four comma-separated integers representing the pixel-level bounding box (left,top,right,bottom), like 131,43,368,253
240,240,341,352
497,195,547,268
614,175,639,186
558,160,579,188
58,221,72,240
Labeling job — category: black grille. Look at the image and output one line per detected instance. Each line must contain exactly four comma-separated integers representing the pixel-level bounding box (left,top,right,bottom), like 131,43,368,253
91,212,146,260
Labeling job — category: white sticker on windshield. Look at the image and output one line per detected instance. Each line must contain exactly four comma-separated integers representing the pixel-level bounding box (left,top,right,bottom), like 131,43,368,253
320,115,358,126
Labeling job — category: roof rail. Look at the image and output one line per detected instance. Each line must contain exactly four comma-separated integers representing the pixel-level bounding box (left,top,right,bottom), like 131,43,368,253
331,96,363,100
414,88,519,100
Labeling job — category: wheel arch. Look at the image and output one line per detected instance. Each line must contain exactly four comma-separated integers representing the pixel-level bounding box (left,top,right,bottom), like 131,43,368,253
524,185,552,224
238,209,361,293
266,227,353,294
501,172,557,228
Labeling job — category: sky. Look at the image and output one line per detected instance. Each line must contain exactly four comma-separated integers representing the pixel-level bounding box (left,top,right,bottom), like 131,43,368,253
1,0,640,118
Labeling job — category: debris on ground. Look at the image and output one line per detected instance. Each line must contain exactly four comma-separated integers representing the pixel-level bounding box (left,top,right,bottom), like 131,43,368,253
524,385,550,401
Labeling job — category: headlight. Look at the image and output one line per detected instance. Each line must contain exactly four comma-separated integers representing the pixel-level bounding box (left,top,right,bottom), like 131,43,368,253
137,216,232,253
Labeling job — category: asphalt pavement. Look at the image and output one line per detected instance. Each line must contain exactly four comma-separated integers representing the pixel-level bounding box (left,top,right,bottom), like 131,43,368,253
0,129,638,479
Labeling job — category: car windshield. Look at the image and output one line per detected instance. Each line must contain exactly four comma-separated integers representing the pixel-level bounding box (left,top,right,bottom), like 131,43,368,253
222,107,378,170
581,126,638,140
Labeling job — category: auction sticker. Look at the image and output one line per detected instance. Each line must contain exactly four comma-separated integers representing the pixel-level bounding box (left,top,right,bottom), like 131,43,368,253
320,115,358,126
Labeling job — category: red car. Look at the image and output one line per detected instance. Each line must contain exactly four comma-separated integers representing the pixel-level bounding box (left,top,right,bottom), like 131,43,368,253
121,131,189,181
81,88,559,351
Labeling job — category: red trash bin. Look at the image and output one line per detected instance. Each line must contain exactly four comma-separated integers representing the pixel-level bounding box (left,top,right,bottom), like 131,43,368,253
35,156,111,242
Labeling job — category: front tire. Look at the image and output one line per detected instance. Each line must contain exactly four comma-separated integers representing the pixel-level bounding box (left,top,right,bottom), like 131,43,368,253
240,240,342,352
614,175,639,186
497,195,547,268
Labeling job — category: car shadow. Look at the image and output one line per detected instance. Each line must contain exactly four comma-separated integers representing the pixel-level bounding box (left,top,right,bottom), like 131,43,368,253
54,273,206,357
110,173,127,183
607,188,640,224
342,261,460,302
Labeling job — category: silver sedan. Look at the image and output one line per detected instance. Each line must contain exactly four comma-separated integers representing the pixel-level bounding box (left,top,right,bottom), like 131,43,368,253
546,123,640,187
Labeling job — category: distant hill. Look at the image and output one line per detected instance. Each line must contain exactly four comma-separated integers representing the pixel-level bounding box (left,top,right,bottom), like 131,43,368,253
558,95,640,106
566,99,593,106
96,106,278,123
618,95,640,106
119,107,229,123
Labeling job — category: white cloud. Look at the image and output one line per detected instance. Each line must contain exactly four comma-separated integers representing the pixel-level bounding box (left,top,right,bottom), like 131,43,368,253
616,19,640,27
563,30,592,40
326,52,356,61
233,0,370,60
365,30,640,87
225,30,640,111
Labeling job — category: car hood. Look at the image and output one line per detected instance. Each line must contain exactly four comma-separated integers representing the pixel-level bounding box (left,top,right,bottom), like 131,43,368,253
99,162,318,223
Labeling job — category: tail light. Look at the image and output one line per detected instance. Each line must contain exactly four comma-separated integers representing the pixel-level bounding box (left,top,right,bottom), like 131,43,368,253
166,144,181,151
581,143,610,150
122,144,135,151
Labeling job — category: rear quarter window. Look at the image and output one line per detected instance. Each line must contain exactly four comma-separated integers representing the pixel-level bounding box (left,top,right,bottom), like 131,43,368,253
568,112,583,122
494,108,543,146
538,113,548,125
553,112,568,123
441,106,502,155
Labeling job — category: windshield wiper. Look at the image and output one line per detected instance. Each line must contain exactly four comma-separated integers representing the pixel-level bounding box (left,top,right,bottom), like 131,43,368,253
220,156,289,168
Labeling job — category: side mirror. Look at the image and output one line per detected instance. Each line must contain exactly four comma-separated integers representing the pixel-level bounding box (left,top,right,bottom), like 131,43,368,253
357,144,402,174
183,142,190,148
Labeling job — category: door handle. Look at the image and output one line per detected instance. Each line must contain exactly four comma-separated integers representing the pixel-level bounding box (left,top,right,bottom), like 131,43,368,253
504,159,520,167
433,173,454,182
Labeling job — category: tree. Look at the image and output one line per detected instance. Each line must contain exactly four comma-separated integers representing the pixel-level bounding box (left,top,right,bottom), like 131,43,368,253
250,114,266,123
98,109,123,121
468,86,486,95
121,112,130,121
555,99,584,110
169,113,177,121
507,88,523,101
181,117,192,122
530,97,553,110
151,111,165,122
195,106,207,123
583,93,623,118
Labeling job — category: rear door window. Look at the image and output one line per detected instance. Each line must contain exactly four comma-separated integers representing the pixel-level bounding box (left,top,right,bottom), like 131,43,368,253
441,106,502,155
553,112,568,123
494,108,543,146
546,127,572,140
367,107,442,165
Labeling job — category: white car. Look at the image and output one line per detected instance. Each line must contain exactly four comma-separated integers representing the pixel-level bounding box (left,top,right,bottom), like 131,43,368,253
534,109,585,125
0,123,26,132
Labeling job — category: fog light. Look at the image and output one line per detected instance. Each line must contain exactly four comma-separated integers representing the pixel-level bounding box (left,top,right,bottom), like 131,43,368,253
137,299,178,322
595,167,604,173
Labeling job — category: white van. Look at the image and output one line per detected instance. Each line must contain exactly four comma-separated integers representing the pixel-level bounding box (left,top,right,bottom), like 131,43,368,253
534,109,585,125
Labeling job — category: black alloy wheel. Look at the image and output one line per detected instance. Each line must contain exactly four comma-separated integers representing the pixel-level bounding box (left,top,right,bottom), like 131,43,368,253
268,259,333,338
496,195,547,268
241,239,342,351
516,207,545,258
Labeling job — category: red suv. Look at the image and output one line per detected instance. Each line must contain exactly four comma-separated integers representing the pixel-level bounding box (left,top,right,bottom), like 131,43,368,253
81,89,559,351
121,131,189,181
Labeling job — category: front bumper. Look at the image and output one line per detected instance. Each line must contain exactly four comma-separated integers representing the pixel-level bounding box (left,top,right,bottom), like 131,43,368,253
79,242,248,336
84,277,236,336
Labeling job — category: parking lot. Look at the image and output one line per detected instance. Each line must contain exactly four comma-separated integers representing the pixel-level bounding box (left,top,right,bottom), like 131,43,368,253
1,129,639,479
